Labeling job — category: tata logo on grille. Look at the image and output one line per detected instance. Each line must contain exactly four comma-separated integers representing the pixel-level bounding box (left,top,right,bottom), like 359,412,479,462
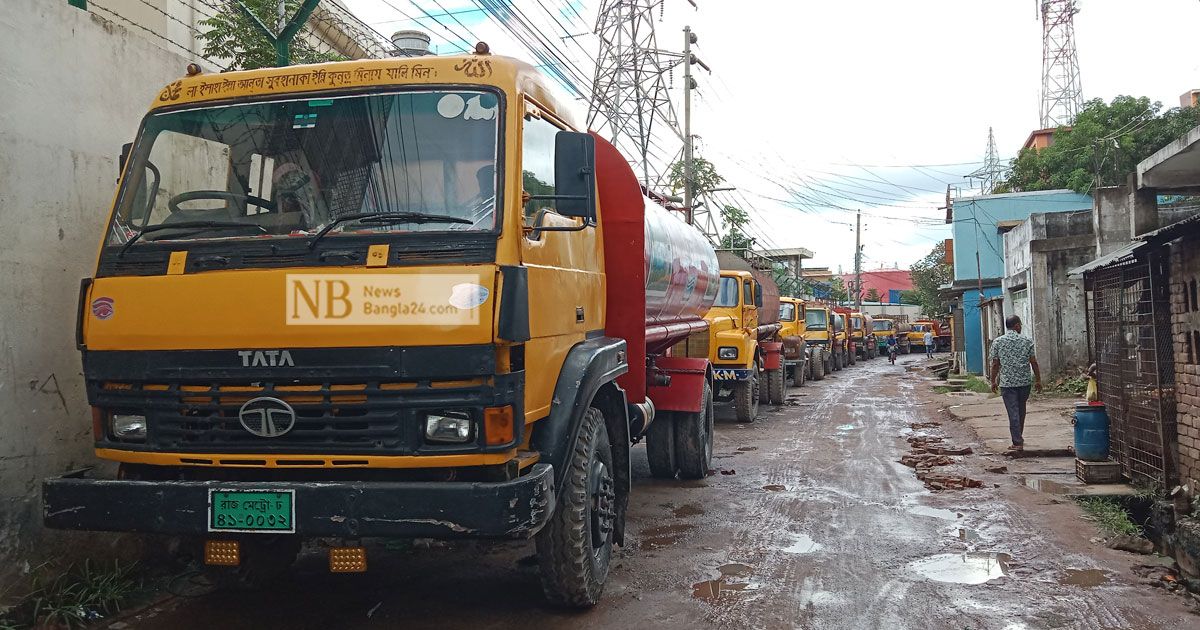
238,397,297,438
238,350,295,367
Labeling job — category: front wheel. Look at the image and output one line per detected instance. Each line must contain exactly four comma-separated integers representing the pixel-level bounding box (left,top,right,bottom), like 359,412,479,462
645,410,676,479
536,407,615,608
734,366,760,423
675,380,714,479
768,366,786,405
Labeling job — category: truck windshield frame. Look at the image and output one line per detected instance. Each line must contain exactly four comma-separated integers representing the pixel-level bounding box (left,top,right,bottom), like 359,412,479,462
105,87,505,251
713,277,740,308
873,320,893,332
805,309,827,329
779,302,796,322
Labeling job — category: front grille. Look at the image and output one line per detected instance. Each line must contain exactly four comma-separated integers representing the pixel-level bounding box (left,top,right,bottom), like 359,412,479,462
94,378,514,454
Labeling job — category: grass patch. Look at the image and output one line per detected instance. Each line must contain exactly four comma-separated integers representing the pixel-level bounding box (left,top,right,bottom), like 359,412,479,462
1077,497,1142,537
962,375,993,394
933,386,952,394
0,561,140,629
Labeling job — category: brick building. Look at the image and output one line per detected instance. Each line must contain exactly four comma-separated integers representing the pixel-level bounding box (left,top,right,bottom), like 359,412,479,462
1168,221,1200,492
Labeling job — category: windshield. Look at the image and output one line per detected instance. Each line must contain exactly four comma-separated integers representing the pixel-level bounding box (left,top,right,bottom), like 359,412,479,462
912,324,930,332
779,302,796,321
851,316,862,329
833,313,844,332
108,90,501,246
805,309,827,328
873,320,893,332
714,277,740,308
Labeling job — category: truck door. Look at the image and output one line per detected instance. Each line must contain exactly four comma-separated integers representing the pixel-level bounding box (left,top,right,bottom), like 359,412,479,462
743,279,759,331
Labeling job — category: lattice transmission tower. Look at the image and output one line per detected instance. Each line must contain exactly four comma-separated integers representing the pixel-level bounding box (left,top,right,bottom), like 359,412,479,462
588,0,685,188
967,127,1005,194
1040,0,1083,128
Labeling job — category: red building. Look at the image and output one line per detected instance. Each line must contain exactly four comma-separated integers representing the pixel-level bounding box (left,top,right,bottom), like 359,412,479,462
840,269,913,303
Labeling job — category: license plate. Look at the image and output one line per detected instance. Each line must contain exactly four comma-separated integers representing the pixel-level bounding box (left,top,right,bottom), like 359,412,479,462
208,489,295,533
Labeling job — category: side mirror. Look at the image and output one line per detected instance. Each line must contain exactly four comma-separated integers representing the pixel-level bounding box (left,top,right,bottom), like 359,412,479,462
754,283,763,308
553,131,596,221
119,142,133,177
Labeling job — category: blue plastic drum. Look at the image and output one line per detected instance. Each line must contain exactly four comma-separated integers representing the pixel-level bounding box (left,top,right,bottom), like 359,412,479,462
1074,403,1110,462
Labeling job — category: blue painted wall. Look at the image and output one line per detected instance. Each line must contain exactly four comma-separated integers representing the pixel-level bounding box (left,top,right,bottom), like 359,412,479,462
950,190,1091,373
888,289,902,304
950,190,1092,281
961,287,1003,374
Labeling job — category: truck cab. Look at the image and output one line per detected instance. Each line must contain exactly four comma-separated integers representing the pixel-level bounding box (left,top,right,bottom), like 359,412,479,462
685,270,767,423
803,304,844,374
42,52,720,608
776,297,811,386
850,311,876,359
908,320,942,351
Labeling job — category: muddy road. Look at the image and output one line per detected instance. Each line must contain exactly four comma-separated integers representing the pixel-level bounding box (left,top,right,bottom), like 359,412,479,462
126,356,1195,629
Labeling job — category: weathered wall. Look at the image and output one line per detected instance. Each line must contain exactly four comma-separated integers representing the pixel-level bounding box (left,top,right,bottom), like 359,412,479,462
1171,235,1200,496
0,0,189,576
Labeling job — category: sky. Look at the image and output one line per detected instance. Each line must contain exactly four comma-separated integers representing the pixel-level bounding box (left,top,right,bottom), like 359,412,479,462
342,0,1200,272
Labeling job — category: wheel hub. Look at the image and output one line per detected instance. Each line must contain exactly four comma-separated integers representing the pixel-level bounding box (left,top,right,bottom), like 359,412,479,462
589,460,615,551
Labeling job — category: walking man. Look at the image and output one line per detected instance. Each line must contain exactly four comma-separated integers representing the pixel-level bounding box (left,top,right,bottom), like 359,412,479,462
989,316,1042,451
923,329,935,358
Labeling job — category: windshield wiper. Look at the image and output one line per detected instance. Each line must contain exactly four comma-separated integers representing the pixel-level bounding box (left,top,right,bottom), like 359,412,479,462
307,212,473,250
118,221,267,257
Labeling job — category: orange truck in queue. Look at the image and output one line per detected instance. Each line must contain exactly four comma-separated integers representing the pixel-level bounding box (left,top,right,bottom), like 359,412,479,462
43,50,727,607
851,311,876,360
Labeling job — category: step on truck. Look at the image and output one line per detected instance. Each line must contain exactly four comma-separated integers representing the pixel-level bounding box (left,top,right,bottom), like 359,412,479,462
677,260,782,422
777,296,812,386
42,51,722,608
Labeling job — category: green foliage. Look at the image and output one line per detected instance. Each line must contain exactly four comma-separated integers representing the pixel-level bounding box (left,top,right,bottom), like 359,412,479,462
997,96,1200,194
2,561,140,629
199,0,347,70
865,288,880,302
718,204,755,251
1077,497,1142,537
827,277,848,303
667,157,724,196
962,375,993,394
908,242,951,315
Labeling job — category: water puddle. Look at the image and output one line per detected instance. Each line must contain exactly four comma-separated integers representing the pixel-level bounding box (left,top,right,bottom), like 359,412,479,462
691,563,760,602
737,446,758,452
762,484,788,492
836,424,856,432
1058,568,1108,588
672,504,705,518
909,552,1011,584
780,533,822,554
638,523,695,549
1022,477,1074,494
905,505,961,520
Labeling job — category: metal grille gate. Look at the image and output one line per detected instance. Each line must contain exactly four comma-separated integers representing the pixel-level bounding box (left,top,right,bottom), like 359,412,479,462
1086,249,1176,486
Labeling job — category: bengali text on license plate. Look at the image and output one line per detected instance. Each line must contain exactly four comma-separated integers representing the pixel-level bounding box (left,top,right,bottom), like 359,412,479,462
208,489,295,533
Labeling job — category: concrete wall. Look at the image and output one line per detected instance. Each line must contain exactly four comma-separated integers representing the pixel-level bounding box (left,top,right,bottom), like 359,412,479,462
950,190,1093,281
1092,186,1132,257
960,286,1003,374
0,0,191,575
1000,211,1093,378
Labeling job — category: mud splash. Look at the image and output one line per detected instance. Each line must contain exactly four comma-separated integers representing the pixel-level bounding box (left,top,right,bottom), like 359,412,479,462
1058,568,1108,588
691,563,760,602
638,523,695,550
909,552,1010,584
672,504,705,518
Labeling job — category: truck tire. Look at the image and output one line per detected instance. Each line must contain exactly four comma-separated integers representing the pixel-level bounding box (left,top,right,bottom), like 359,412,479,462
813,352,825,380
645,411,676,479
768,366,785,405
675,380,713,480
847,347,856,366
794,361,807,387
758,364,771,404
536,407,615,608
734,366,759,423
831,348,842,371
823,350,833,375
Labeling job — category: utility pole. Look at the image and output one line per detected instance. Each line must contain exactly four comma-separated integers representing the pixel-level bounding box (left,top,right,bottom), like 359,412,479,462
854,210,863,311
683,25,696,224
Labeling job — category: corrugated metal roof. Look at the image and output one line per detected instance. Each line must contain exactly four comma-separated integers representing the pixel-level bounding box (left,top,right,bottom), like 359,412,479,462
1137,212,1200,245
1068,240,1147,277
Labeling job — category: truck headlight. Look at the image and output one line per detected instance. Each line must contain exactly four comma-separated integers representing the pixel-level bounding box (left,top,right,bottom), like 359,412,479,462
424,411,473,443
111,414,147,441
718,346,739,360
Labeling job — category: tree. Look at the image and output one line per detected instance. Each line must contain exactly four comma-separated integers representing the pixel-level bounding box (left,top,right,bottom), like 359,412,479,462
667,157,724,196
199,0,346,71
865,288,881,303
719,204,755,251
828,277,848,304
908,242,951,316
898,290,922,305
995,96,1200,194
